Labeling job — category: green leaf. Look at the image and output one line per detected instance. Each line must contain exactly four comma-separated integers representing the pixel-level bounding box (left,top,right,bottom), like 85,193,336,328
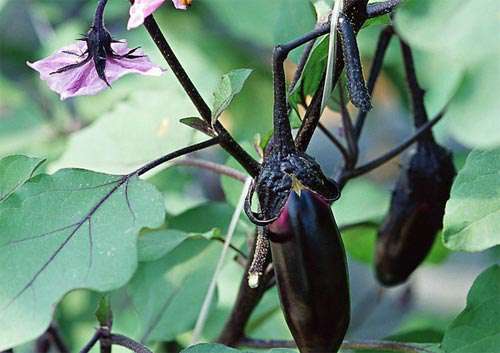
444,58,500,149
0,155,44,204
395,0,500,67
443,149,500,252
138,229,190,262
333,178,390,227
95,295,112,327
441,265,500,353
395,0,500,149
211,69,253,125
180,117,216,137
289,35,328,108
203,0,316,62
50,88,201,175
128,238,220,343
0,169,165,350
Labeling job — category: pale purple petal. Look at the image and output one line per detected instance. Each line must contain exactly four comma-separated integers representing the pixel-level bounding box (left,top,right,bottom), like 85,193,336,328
128,0,165,30
27,40,162,100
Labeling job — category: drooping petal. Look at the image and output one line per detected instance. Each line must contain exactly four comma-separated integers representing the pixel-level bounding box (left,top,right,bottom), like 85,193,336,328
27,40,162,100
127,0,165,30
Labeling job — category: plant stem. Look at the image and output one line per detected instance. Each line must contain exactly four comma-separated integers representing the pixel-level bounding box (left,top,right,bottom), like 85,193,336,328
216,236,274,346
171,158,247,182
400,39,432,134
367,0,401,18
93,0,108,29
338,83,358,168
47,325,69,353
139,12,260,177
341,109,445,181
211,236,248,259
110,334,153,353
80,331,101,353
295,0,370,151
135,138,220,176
240,337,434,353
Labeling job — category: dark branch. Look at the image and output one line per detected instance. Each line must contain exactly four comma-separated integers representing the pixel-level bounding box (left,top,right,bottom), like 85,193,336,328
216,235,274,346
296,1,370,151
138,11,260,176
135,138,220,176
240,337,434,353
295,85,325,151
400,39,431,131
367,0,401,18
171,158,247,182
46,325,69,353
354,26,394,140
318,122,350,162
342,109,446,180
273,46,296,154
338,83,358,168
110,334,153,353
211,236,248,259
92,0,108,29
79,331,101,353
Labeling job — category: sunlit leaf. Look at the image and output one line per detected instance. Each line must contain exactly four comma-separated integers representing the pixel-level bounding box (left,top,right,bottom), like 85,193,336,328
441,265,500,353
443,148,500,251
211,69,253,125
0,155,44,204
128,238,220,343
0,169,165,349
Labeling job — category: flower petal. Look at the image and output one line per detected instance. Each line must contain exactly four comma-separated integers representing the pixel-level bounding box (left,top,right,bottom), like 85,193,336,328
28,40,163,100
127,0,166,30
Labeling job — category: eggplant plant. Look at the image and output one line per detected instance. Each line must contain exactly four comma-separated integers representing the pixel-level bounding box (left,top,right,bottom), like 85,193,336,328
1,0,500,353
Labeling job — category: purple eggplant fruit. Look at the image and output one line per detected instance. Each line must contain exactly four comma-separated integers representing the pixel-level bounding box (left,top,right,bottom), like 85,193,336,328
269,190,350,353
375,140,456,286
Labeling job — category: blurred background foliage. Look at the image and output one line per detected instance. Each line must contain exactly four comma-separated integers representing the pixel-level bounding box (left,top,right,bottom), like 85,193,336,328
1,0,499,352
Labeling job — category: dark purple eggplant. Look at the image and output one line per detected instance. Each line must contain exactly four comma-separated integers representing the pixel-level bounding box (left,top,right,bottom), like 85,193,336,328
375,140,456,286
269,190,350,353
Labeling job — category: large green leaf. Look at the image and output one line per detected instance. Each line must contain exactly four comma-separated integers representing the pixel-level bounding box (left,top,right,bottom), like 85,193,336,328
443,149,500,252
441,265,500,353
49,88,197,175
0,169,165,349
395,0,500,67
0,155,44,204
444,58,500,149
138,229,190,262
333,178,390,227
127,238,220,343
395,0,500,149
211,69,253,125
203,0,316,61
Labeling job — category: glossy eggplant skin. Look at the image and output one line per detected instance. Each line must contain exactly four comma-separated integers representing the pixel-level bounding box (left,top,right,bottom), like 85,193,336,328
376,141,456,286
270,190,350,353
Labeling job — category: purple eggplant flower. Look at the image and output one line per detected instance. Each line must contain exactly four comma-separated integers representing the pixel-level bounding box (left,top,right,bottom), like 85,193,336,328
128,0,191,30
27,26,162,100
